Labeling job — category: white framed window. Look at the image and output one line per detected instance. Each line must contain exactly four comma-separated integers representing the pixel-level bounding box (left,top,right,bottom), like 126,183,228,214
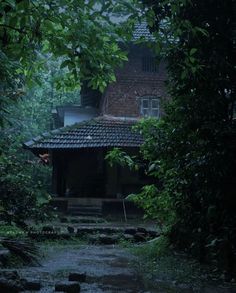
140,96,160,118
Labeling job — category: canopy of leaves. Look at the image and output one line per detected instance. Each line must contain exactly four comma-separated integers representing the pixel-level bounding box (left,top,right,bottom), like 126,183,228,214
0,57,81,225
0,0,142,126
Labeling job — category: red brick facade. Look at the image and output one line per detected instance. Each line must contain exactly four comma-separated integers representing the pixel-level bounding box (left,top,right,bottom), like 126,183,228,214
100,45,168,118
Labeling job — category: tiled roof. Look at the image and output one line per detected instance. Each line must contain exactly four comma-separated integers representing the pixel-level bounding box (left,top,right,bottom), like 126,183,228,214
23,117,143,151
133,22,155,41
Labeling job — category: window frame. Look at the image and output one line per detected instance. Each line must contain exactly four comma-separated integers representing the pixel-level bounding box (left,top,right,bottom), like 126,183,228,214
140,96,160,118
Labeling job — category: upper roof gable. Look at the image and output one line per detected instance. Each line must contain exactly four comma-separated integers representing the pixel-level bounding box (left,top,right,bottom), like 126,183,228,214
132,22,155,41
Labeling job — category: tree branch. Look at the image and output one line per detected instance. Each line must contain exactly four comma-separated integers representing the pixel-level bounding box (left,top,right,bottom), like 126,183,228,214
0,24,26,34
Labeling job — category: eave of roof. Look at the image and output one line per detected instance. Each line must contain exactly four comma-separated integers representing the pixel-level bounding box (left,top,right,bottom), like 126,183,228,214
23,117,144,152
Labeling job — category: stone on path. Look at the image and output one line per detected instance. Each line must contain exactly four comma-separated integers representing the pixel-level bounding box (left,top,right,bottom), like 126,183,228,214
60,217,69,223
88,234,119,245
133,232,147,242
22,279,41,291
124,228,137,235
0,249,11,265
0,270,19,280
42,225,55,233
67,226,75,234
68,272,86,282
137,227,148,234
55,281,81,292
0,270,41,291
0,277,23,293
99,234,119,244
122,234,134,242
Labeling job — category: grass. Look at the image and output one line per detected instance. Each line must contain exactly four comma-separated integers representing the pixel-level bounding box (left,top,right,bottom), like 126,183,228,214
124,236,224,291
0,222,89,269
0,223,25,238
117,236,134,248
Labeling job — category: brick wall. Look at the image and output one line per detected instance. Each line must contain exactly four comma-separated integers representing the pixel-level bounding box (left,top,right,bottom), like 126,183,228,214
100,44,168,118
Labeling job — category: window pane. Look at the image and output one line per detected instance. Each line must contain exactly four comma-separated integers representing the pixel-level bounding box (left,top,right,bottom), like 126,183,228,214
142,99,149,109
142,109,149,116
151,99,159,109
151,109,159,117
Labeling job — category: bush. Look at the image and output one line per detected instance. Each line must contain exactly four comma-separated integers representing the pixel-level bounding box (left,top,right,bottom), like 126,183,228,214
0,150,51,226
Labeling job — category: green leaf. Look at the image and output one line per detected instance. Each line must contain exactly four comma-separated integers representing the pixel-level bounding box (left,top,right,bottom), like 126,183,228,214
189,57,195,63
181,70,187,79
44,20,55,31
110,74,116,82
60,60,73,69
190,48,197,55
5,0,16,8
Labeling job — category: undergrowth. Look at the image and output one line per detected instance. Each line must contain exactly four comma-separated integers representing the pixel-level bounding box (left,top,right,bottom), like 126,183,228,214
127,236,232,291
0,224,25,238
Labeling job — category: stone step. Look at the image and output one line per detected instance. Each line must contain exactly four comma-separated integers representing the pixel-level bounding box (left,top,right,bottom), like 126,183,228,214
68,206,102,211
76,226,159,237
67,204,102,217
68,204,102,208
69,211,102,217
68,216,105,224
76,227,125,235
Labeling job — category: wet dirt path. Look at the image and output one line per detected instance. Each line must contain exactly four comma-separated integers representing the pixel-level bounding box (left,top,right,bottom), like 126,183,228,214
17,243,236,293
19,244,148,293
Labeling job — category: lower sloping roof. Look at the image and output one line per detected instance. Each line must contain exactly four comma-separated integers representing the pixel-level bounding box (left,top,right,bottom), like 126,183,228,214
23,117,143,151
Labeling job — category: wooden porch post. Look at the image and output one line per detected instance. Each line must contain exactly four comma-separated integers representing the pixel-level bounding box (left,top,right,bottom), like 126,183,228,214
52,151,66,197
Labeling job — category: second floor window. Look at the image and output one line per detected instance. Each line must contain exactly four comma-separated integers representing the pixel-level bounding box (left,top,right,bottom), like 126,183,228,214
140,97,160,118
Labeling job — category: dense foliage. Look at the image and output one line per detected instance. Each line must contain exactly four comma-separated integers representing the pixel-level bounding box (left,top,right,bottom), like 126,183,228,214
0,0,140,225
109,0,236,278
146,0,236,277
0,58,81,225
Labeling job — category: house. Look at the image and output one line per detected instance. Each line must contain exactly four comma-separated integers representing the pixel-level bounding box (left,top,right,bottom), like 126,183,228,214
24,23,168,216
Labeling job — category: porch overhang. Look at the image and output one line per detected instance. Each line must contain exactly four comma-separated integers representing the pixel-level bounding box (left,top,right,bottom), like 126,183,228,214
23,116,144,155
